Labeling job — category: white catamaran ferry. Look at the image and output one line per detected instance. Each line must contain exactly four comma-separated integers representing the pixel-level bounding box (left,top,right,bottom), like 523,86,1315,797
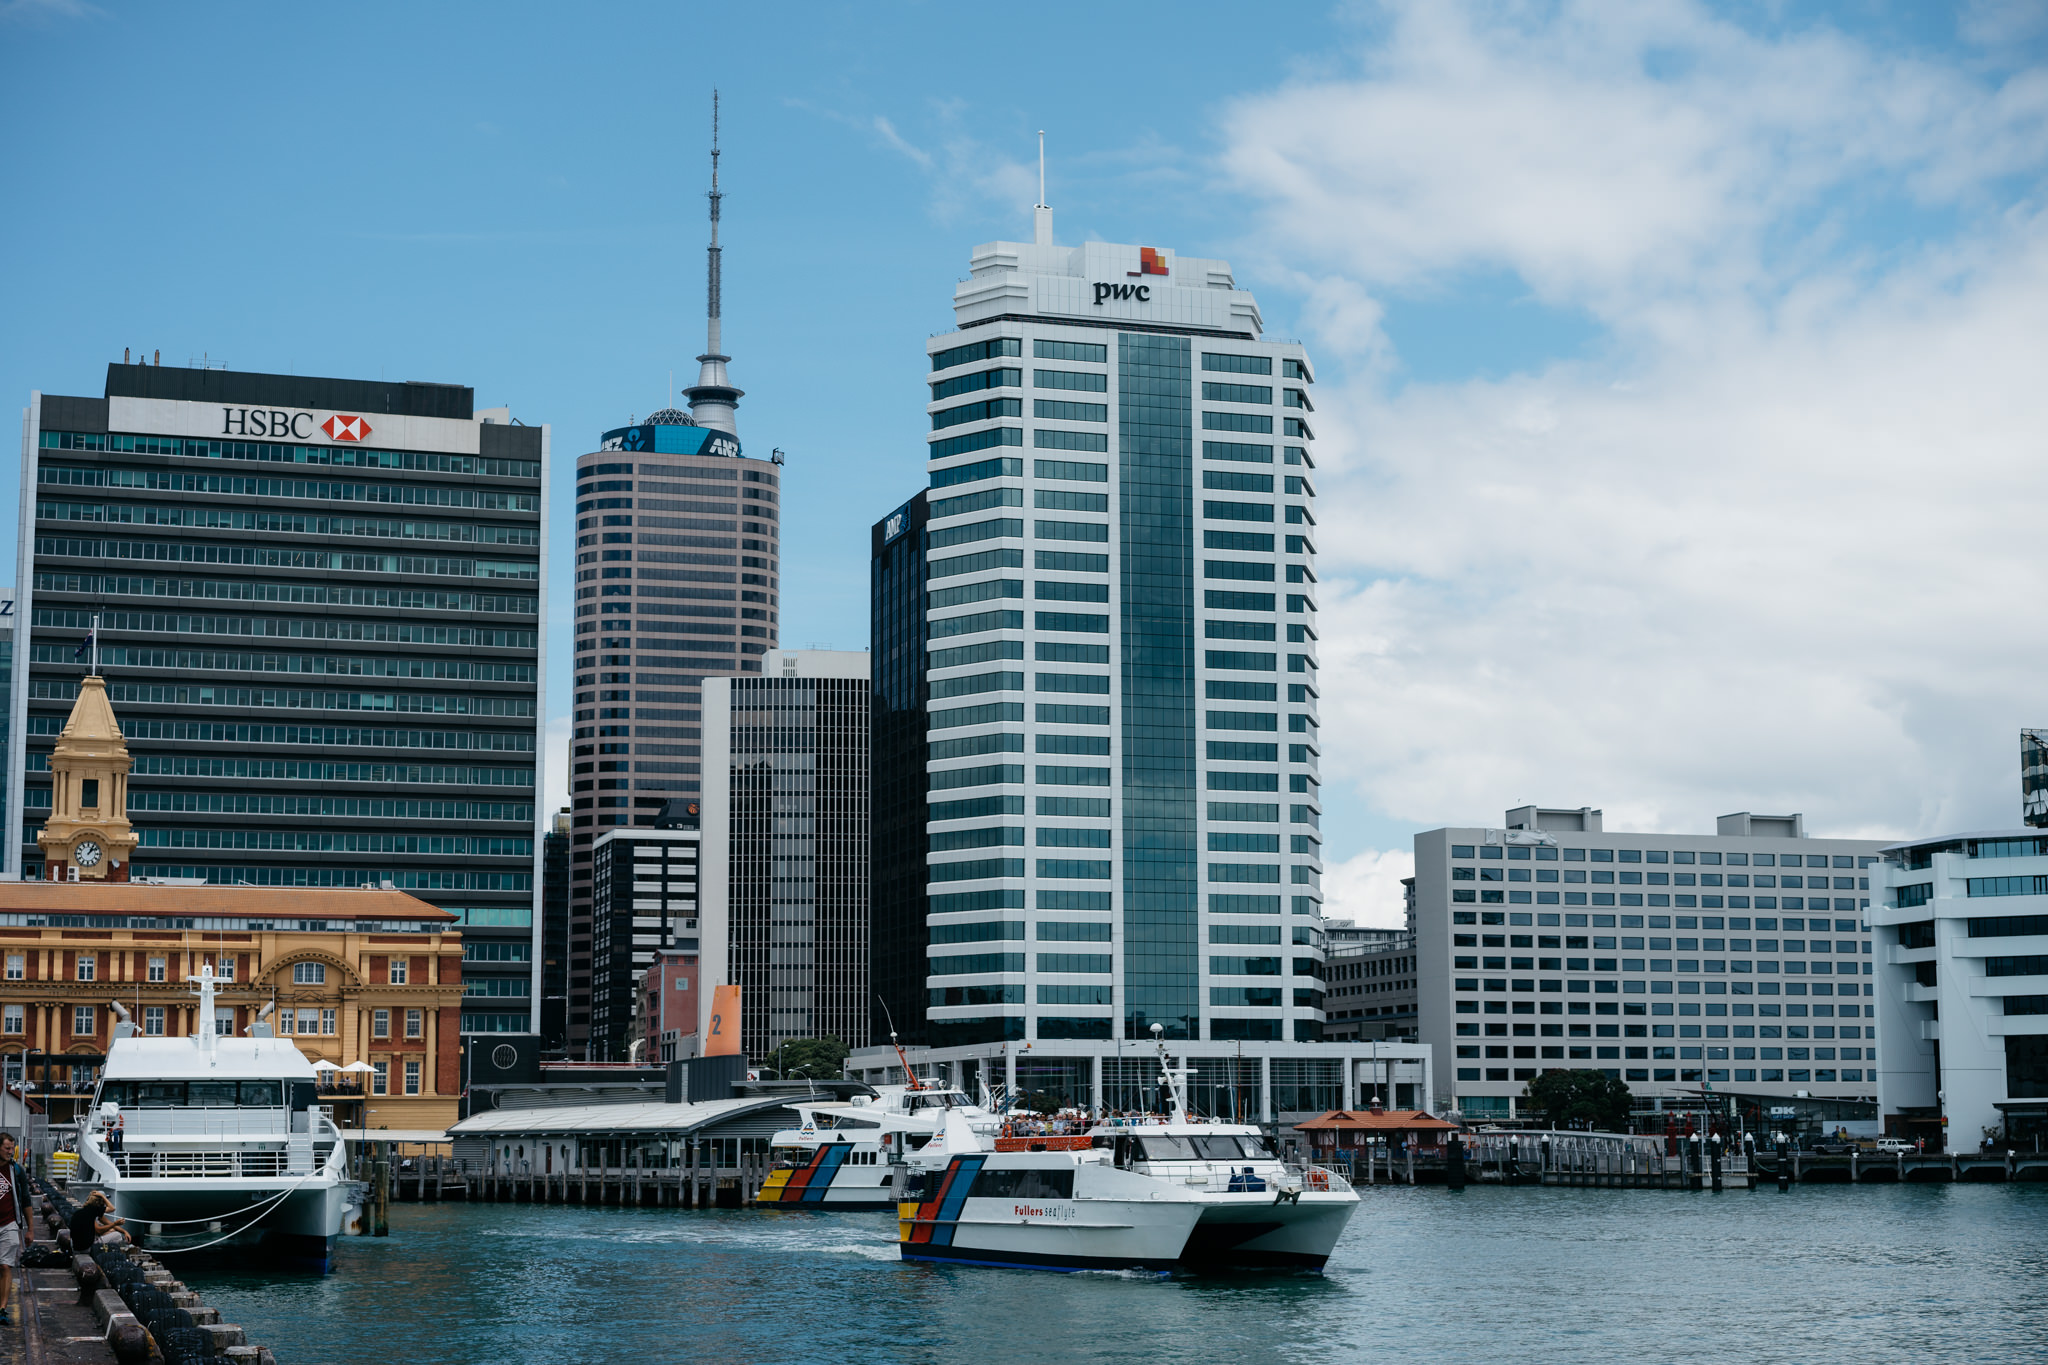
76,965,357,1272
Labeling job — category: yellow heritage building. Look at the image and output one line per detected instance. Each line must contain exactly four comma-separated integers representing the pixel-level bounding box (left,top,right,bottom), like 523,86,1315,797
8,676,465,1130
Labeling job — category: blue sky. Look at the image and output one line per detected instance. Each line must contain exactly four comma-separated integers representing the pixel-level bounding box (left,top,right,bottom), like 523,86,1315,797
6,1,2046,923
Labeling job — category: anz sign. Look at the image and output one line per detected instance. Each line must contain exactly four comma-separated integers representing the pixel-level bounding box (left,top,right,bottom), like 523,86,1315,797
599,423,741,459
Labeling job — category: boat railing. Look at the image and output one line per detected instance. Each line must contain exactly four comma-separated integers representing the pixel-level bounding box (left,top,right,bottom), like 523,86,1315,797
993,1134,1097,1153
1295,1163,1352,1194
98,1108,294,1139
106,1147,300,1180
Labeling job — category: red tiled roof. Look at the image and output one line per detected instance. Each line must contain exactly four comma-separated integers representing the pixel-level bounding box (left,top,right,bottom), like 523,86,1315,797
1294,1109,1459,1132
0,881,453,921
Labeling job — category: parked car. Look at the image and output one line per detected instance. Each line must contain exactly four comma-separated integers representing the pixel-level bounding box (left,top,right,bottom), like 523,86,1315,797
1872,1136,1912,1155
1807,1139,1855,1155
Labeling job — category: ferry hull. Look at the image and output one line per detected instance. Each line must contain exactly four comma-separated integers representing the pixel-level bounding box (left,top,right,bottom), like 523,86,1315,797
1180,1195,1357,1270
110,1181,354,1275
901,1195,1202,1274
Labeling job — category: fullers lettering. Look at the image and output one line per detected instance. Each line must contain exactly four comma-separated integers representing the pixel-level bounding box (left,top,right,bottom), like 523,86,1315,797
222,407,315,439
1093,282,1150,305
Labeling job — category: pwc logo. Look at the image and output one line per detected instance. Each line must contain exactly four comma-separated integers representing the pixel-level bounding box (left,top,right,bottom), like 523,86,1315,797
1128,247,1168,277
323,414,374,443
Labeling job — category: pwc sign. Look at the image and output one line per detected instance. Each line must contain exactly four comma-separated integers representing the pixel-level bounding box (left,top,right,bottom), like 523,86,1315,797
1093,246,1169,306
220,407,373,443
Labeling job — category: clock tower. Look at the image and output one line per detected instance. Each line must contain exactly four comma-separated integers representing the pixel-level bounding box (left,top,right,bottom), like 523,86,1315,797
37,674,139,882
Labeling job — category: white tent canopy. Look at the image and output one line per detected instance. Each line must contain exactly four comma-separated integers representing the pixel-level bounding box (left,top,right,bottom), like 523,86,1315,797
341,1061,377,1074
309,1058,341,1071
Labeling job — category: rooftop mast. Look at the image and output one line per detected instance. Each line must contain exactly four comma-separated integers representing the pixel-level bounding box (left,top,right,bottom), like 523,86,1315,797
683,89,743,438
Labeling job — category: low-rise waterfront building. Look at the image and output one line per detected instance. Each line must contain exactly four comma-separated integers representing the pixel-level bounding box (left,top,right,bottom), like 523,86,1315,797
845,1036,1431,1126
1872,830,2048,1150
1415,806,1889,1122
640,946,700,1062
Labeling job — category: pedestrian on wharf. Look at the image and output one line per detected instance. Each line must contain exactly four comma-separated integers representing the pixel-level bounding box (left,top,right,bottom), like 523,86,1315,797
0,1132,36,1327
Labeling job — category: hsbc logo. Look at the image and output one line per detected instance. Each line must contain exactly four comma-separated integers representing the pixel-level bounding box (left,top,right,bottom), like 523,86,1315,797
219,407,373,443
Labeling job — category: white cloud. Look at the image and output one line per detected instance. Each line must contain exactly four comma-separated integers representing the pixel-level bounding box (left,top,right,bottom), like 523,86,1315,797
1218,1,2048,864
543,714,571,817
1322,846,1417,929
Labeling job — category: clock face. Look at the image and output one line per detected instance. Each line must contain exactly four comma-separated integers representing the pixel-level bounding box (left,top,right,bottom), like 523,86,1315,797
74,840,103,868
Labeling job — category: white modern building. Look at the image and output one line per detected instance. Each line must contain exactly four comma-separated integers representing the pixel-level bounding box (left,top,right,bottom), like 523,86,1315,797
1415,806,1889,1122
883,198,1326,1052
1872,831,2048,1151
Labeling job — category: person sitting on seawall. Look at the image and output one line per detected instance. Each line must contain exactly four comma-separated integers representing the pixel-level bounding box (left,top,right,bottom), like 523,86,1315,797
69,1192,132,1251
0,1132,37,1327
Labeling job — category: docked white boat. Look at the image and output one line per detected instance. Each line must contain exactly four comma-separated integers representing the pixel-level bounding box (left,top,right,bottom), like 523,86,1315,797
76,965,356,1273
898,1109,1207,1272
760,1081,999,1211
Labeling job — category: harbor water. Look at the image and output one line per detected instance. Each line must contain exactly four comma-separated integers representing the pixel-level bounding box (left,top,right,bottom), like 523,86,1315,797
183,1183,2047,1365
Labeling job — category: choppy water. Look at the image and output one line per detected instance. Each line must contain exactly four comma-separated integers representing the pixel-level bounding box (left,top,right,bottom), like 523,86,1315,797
182,1183,2048,1365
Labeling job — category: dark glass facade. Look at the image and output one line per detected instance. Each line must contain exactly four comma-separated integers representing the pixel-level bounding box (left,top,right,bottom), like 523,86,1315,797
869,493,931,1045
590,824,700,1059
2024,728,2048,828
539,809,570,1050
724,674,870,1061
17,365,542,967
1116,335,1199,1040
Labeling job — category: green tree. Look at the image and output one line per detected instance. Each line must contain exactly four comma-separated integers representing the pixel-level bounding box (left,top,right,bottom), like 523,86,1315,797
1521,1069,1633,1132
762,1036,848,1081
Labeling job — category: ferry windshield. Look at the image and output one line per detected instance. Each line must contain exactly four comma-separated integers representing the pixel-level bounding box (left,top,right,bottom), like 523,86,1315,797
99,1080,286,1108
1190,1135,1277,1161
1135,1136,1199,1161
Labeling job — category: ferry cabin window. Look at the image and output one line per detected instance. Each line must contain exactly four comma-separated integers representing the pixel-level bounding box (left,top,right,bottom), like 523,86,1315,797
98,1080,285,1108
1191,1135,1266,1161
186,1081,240,1107
1136,1136,1200,1161
966,1167,1076,1200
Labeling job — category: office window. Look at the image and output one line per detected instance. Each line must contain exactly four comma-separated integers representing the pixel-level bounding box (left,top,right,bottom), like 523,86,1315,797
143,1006,165,1037
293,962,325,985
2,955,19,982
148,956,167,983
1,1006,19,1036
390,960,409,985
405,1008,423,1039
73,1006,95,1037
296,1008,320,1035
217,956,236,982
322,1009,337,1036
404,1060,422,1096
373,1009,391,1039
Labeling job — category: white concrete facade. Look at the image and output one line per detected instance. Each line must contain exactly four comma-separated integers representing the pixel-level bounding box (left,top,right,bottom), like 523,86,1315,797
1872,831,2048,1149
918,207,1324,1048
1415,808,1888,1120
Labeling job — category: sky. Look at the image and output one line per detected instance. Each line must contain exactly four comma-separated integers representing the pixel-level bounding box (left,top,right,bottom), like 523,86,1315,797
5,0,2047,926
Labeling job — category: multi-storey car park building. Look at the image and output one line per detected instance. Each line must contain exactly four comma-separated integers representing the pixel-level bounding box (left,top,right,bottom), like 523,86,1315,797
11,363,545,1036
589,816,701,1059
699,649,870,1063
564,122,781,1055
1414,806,1889,1125
1873,830,2048,1150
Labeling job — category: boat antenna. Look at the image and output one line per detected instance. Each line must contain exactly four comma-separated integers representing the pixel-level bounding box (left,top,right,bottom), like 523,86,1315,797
1151,1023,1191,1124
876,997,925,1090
188,961,219,1057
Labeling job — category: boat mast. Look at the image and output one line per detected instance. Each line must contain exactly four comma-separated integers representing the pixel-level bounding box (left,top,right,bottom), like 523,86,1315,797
188,961,219,1056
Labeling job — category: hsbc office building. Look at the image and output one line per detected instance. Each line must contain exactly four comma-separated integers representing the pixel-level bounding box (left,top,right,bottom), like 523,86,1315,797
10,362,547,1034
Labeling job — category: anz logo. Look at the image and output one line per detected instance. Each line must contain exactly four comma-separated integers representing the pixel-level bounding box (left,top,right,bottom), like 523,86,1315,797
604,426,741,459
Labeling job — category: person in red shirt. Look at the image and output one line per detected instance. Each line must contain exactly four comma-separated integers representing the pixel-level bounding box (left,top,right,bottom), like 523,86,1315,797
0,1132,36,1328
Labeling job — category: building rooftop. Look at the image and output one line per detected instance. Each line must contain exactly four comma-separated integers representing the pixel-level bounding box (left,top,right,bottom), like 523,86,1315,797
0,881,453,922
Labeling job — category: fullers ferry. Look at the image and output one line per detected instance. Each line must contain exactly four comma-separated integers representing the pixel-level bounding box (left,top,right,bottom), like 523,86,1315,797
76,965,357,1272
759,1052,1000,1210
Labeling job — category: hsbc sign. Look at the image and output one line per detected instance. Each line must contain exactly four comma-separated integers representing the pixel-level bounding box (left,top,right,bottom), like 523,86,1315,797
219,407,374,443
103,395,488,456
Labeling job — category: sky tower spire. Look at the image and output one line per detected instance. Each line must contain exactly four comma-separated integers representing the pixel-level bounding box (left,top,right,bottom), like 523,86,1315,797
684,88,743,438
